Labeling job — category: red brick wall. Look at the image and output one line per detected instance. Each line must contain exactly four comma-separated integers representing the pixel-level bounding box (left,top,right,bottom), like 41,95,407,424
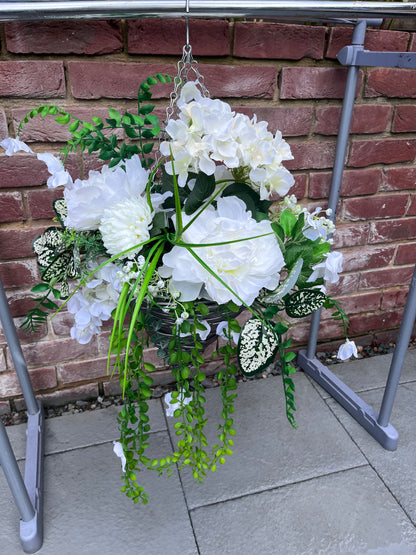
0,19,415,411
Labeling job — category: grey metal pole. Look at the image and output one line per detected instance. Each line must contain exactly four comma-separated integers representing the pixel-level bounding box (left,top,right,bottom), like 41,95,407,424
378,265,416,426
0,278,38,416
0,0,415,22
328,18,368,217
0,419,35,522
306,19,368,359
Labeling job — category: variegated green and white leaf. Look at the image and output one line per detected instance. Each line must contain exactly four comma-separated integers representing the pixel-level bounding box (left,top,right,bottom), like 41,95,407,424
285,289,326,318
32,227,79,298
32,227,66,268
237,318,278,376
53,198,67,227
261,257,303,305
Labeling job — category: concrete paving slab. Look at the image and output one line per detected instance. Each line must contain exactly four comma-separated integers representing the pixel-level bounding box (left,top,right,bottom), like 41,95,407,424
191,466,416,555
0,432,197,555
313,349,416,400
327,381,416,525
5,398,166,461
168,373,366,509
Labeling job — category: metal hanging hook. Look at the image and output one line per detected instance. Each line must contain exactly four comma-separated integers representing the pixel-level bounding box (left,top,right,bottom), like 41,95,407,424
185,0,190,47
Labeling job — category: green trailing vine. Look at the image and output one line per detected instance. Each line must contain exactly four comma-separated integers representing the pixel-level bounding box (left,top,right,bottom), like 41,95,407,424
18,73,172,168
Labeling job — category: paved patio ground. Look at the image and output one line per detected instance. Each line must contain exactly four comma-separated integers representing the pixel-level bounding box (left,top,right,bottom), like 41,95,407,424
1,350,416,554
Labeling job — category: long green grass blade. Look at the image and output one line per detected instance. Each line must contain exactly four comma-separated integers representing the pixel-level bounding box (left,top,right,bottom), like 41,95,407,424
122,241,165,395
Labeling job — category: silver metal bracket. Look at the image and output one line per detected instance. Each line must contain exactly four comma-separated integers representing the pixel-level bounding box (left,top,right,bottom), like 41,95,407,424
338,45,416,69
297,350,399,450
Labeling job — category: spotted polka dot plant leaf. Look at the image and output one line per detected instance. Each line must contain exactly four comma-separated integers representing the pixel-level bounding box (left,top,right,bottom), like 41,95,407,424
285,289,326,318
237,318,278,376
53,198,67,227
32,226,79,299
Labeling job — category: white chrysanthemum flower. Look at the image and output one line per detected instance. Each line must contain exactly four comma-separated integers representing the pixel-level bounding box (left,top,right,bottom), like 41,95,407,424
67,261,121,344
308,251,343,284
0,137,33,156
37,153,73,189
159,196,284,306
337,339,358,361
64,154,150,231
99,196,153,258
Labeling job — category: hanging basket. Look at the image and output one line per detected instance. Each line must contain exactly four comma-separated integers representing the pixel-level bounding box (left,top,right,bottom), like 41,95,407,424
144,298,242,351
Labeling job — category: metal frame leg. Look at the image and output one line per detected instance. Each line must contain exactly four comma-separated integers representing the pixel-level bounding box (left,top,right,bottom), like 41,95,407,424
0,277,45,553
378,266,416,426
298,18,416,451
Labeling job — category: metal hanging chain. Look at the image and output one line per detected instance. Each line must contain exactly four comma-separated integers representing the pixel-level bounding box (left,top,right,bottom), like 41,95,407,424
154,2,210,166
165,0,210,125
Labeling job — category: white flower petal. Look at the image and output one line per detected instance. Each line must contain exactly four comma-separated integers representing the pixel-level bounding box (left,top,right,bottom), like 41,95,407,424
113,441,127,472
337,339,358,361
1,137,34,156
64,155,149,231
164,389,191,417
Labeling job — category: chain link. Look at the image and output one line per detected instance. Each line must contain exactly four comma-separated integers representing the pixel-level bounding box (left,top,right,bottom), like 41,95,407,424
153,41,210,167
165,43,210,124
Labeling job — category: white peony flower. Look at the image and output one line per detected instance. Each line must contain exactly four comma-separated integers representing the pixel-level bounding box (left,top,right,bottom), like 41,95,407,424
67,261,121,344
64,154,150,231
337,339,358,361
159,196,284,306
37,152,73,189
216,320,240,344
307,251,343,284
0,137,33,156
113,441,127,472
99,196,153,258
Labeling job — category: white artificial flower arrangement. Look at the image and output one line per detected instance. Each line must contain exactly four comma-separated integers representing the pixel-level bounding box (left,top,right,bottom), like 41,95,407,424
1,75,356,504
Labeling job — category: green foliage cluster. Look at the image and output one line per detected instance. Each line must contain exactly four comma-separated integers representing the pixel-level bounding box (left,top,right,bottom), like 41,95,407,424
18,73,172,169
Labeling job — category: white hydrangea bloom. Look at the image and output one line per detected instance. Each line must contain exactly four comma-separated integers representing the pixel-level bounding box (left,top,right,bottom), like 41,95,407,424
308,251,343,284
160,81,294,199
0,137,33,156
159,196,285,306
67,261,121,344
337,339,358,361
